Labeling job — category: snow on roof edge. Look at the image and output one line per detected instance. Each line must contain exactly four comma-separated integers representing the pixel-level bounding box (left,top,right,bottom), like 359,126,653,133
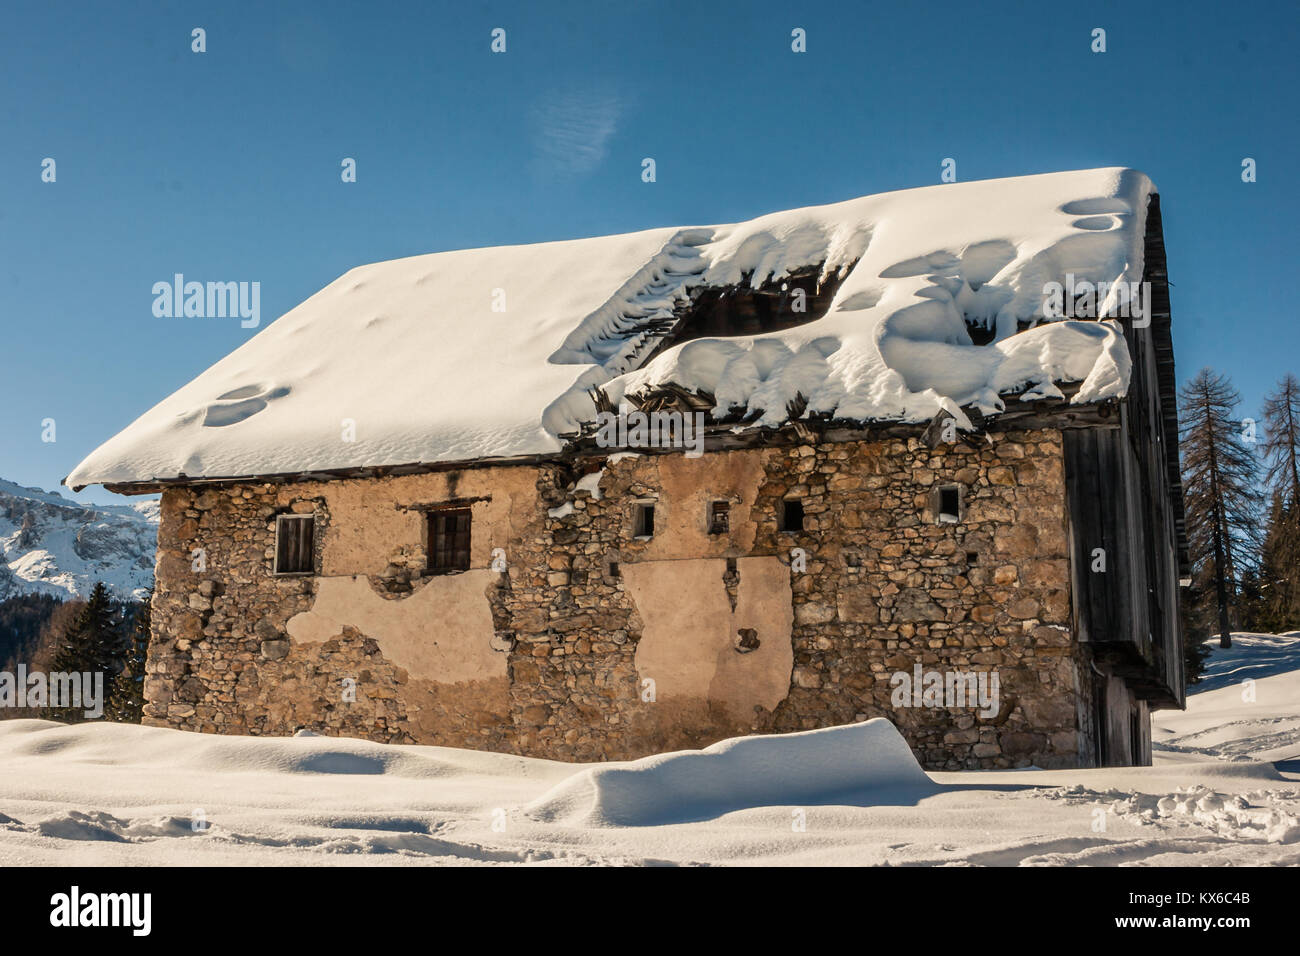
67,167,1156,490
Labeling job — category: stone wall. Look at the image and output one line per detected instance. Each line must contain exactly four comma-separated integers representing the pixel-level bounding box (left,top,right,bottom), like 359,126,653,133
143,428,1089,769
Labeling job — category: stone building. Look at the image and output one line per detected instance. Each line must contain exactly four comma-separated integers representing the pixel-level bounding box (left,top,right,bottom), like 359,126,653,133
68,168,1187,769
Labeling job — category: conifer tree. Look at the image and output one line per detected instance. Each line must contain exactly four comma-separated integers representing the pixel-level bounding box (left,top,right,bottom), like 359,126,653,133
1259,374,1300,626
1179,369,1260,648
106,594,151,723
46,582,127,722
1179,586,1212,683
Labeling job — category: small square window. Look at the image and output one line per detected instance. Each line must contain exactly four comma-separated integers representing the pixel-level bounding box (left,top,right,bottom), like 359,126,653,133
428,508,471,572
634,502,656,538
708,500,730,535
780,498,804,532
274,515,315,575
938,486,961,524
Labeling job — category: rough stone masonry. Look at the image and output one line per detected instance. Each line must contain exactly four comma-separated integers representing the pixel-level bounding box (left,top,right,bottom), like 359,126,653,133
142,427,1087,770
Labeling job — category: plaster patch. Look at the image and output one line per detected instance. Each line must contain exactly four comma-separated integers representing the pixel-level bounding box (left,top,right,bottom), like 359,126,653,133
286,571,504,684
625,556,793,719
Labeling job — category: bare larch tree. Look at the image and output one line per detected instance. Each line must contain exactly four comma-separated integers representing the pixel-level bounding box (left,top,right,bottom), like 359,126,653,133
1179,368,1260,648
1260,373,1300,625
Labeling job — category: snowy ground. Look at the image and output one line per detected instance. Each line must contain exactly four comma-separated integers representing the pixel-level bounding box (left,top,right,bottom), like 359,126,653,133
1,633,1297,867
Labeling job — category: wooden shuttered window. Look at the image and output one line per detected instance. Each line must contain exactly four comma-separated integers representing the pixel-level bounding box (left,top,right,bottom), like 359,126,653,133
428,508,471,572
709,500,730,535
274,515,315,574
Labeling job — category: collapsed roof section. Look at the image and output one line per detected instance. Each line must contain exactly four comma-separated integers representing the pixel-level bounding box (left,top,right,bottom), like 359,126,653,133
67,168,1155,489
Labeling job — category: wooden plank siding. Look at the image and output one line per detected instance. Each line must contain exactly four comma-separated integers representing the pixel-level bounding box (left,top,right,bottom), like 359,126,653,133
1063,192,1186,712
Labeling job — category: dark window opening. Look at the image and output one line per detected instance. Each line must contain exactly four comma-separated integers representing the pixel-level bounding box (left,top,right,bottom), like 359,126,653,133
634,502,656,538
275,515,315,575
938,486,961,523
709,500,730,535
965,551,979,565
964,318,997,347
674,268,840,340
428,508,472,572
780,498,804,532
636,262,855,368
608,561,620,579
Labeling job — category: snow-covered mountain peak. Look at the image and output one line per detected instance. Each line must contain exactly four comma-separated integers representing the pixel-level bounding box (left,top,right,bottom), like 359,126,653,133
0,479,158,601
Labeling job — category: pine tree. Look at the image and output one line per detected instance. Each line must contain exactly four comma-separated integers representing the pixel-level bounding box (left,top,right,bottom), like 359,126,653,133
1259,374,1300,627
1179,586,1212,683
1236,564,1270,632
1179,369,1260,649
46,582,128,723
106,594,151,723
0,592,63,672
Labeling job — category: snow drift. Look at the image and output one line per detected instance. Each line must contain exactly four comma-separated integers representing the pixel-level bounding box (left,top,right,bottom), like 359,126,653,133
3,635,1300,866
523,719,936,827
67,168,1153,488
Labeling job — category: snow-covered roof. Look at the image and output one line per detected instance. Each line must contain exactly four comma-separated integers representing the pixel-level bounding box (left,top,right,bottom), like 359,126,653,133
68,167,1155,489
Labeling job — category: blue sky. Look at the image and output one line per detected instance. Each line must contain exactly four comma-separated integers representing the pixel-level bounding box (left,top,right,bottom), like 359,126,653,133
2,0,1297,504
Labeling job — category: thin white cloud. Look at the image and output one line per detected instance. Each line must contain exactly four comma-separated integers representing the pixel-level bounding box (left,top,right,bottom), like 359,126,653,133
532,90,622,176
